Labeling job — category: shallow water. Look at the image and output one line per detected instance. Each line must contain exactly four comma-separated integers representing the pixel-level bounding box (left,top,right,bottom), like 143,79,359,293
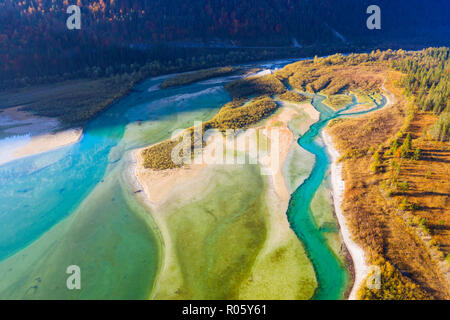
0,76,230,299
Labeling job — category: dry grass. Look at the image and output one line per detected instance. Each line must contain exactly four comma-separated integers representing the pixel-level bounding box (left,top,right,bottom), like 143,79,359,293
394,112,450,259
0,78,131,127
327,69,450,299
278,91,308,103
276,61,384,95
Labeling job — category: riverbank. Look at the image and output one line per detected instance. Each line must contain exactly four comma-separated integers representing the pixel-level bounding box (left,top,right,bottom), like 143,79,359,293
322,131,369,300
320,84,394,300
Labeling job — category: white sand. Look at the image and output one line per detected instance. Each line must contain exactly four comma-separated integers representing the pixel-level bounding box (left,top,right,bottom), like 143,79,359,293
259,106,304,247
13,129,82,159
134,148,207,205
322,131,369,300
0,107,83,165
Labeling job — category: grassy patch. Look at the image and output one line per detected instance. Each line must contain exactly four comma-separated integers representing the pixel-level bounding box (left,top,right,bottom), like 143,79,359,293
209,96,278,130
322,94,353,110
275,57,383,95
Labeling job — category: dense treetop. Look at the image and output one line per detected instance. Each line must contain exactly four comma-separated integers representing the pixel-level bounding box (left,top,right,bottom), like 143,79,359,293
1,0,449,88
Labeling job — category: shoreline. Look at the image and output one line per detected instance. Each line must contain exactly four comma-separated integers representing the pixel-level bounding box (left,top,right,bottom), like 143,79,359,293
322,130,369,300
128,150,167,299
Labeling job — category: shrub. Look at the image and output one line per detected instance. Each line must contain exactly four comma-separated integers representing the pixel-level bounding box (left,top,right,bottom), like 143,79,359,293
400,144,410,158
370,151,382,173
209,96,278,130
412,148,421,160
399,198,410,210
142,97,279,169
390,139,399,154
398,181,410,191
358,260,433,300
404,133,412,150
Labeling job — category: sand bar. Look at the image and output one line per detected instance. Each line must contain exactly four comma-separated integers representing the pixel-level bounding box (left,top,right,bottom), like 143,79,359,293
0,107,82,165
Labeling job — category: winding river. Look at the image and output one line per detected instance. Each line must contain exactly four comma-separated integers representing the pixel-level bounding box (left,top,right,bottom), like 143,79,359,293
288,94,386,299
0,59,385,299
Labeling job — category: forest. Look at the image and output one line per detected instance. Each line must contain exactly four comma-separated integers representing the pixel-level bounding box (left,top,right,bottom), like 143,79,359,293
392,48,450,141
1,0,449,90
